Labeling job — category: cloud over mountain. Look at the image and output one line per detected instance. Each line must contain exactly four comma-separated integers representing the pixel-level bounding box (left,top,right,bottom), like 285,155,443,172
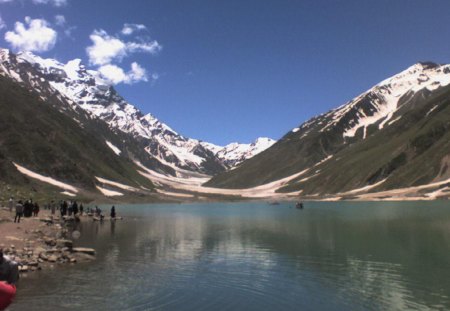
86,27,161,85
4,16,57,52
98,62,148,85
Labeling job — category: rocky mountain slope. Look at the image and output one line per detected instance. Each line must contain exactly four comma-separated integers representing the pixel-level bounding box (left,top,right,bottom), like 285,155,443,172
0,68,156,200
0,49,274,178
0,48,277,201
206,62,450,198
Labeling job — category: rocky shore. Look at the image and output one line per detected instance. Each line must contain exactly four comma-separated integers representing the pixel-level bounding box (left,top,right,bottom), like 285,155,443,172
0,208,95,274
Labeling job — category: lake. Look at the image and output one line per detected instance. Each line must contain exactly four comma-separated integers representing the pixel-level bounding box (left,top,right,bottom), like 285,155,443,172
9,201,450,310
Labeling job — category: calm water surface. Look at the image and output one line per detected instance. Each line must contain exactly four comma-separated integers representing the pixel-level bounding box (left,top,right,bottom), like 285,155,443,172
9,201,450,310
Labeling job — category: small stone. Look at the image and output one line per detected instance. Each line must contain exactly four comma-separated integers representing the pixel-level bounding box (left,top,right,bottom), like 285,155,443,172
48,255,58,263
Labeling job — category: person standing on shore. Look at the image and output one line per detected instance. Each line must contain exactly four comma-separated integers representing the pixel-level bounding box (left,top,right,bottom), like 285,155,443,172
0,248,19,310
33,202,40,217
110,206,116,219
8,198,13,213
51,200,56,215
61,201,68,216
73,201,78,215
68,201,73,216
14,201,23,224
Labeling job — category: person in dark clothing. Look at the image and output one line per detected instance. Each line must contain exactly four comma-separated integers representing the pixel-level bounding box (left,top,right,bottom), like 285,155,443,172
23,201,30,218
33,202,40,217
14,201,23,223
72,201,79,215
27,199,33,217
62,201,68,216
79,204,84,216
110,206,116,219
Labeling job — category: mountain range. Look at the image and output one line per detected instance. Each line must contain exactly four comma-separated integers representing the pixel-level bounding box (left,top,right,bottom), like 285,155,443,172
206,62,450,200
0,49,274,201
1,47,450,201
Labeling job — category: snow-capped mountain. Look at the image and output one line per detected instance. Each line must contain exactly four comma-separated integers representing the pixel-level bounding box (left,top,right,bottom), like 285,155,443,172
294,62,450,141
202,137,276,167
0,49,274,176
207,61,450,194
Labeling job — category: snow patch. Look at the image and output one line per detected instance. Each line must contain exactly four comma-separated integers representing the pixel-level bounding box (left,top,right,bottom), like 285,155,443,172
426,105,439,117
340,178,388,195
105,141,121,155
95,176,139,192
61,191,76,197
13,162,78,193
95,186,124,197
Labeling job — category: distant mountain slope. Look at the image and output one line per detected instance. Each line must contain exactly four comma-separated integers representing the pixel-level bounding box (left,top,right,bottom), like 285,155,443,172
201,137,276,167
0,49,274,177
205,62,450,196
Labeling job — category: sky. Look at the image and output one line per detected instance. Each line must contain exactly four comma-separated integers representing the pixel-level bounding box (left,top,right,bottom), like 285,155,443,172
1,1,450,145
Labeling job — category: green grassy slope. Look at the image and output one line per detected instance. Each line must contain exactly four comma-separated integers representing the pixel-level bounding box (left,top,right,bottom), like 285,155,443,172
0,75,154,192
206,85,450,195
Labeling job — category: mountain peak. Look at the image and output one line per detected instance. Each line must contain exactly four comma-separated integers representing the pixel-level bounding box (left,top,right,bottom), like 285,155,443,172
0,49,274,176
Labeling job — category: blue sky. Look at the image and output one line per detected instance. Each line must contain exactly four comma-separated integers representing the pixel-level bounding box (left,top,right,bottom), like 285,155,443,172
1,1,450,145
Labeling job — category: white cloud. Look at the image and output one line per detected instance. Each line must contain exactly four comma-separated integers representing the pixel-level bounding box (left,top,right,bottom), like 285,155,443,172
121,23,146,36
86,29,161,66
86,27,161,85
86,30,128,66
126,41,161,54
0,0,68,5
4,17,57,52
32,0,68,7
98,62,148,85
54,15,66,26
0,16,6,30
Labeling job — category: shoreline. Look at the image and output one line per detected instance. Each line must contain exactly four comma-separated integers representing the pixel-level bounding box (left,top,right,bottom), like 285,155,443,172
0,207,96,276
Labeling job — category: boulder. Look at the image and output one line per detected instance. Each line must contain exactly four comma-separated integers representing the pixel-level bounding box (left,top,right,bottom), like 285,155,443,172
56,239,73,249
71,248,96,256
44,237,56,246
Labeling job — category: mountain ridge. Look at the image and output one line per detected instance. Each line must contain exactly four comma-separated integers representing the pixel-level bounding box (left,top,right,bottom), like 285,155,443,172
205,61,450,199
0,49,275,177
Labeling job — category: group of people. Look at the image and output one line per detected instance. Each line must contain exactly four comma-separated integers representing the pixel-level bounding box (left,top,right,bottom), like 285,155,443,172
8,198,40,224
6,197,118,226
58,200,84,217
85,205,116,220
7,197,88,224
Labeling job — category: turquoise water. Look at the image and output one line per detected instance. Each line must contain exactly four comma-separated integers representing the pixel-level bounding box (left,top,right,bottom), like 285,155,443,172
9,201,450,310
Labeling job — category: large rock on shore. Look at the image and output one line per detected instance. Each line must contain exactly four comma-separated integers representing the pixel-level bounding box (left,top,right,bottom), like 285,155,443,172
56,239,73,249
72,248,96,256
